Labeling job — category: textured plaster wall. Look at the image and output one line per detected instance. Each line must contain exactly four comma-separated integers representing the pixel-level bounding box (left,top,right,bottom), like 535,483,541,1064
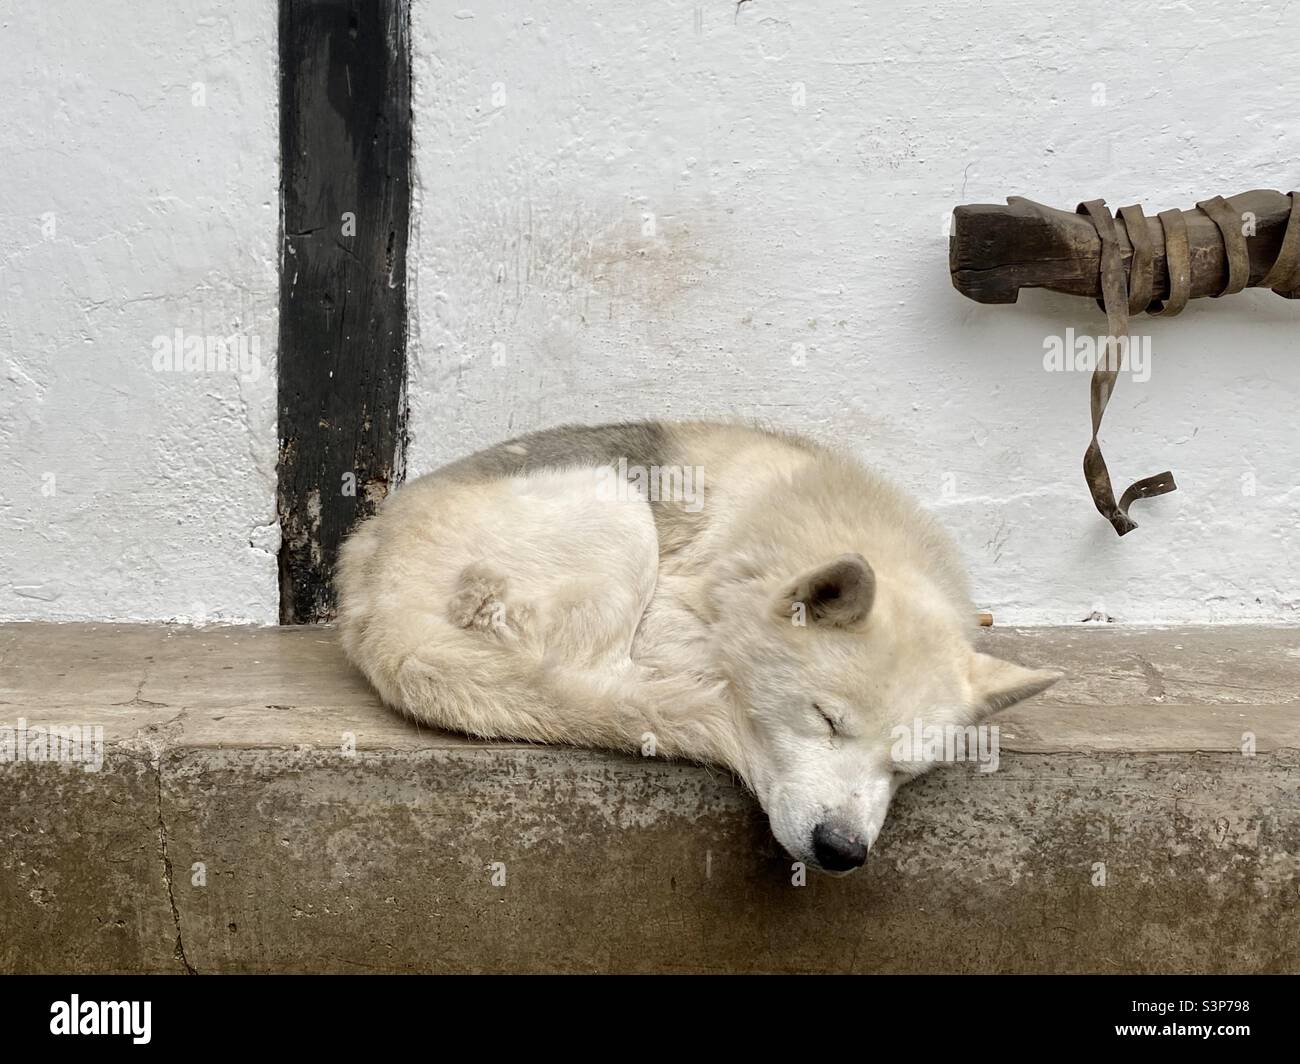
408,0,1300,625
2,1,1296,626
0,1,279,622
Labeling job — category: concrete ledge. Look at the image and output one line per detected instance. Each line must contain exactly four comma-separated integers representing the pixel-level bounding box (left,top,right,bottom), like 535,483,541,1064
2,622,1298,973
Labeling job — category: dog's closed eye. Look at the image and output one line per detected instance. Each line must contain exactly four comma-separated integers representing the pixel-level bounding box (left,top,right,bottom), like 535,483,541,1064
812,701,840,735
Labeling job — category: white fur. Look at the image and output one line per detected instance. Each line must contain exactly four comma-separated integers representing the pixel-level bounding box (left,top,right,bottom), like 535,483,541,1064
337,422,1059,872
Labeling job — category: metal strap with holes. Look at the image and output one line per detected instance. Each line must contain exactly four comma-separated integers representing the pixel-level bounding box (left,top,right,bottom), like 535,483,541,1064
1076,199,1178,536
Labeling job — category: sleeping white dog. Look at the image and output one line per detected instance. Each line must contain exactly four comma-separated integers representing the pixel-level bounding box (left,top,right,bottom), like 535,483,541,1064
337,421,1059,873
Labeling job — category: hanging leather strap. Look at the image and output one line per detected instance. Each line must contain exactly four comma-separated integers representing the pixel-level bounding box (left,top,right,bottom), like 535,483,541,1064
1077,199,1177,536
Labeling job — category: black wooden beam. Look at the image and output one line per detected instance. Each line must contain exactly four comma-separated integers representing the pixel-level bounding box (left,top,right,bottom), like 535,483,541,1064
277,0,410,624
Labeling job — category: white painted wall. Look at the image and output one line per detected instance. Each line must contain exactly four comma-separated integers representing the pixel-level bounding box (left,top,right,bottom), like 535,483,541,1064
409,0,1300,625
3,1,1296,626
0,1,279,622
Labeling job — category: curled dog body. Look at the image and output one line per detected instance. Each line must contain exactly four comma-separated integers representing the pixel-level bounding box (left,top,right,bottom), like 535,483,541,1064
337,421,1059,873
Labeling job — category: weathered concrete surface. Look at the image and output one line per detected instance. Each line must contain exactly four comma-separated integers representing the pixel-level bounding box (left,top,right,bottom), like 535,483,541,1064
1,623,1298,973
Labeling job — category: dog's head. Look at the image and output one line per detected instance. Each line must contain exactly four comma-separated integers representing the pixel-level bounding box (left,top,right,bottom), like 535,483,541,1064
717,552,1060,874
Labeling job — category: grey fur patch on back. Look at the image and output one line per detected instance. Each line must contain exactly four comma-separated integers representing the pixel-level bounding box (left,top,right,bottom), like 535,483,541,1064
434,420,704,556
436,421,674,483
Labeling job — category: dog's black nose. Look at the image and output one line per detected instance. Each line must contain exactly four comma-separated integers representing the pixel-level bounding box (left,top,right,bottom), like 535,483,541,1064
812,822,868,872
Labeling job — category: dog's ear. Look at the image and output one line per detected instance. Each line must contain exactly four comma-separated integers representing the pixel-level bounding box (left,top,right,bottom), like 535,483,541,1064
968,653,1062,719
778,553,875,627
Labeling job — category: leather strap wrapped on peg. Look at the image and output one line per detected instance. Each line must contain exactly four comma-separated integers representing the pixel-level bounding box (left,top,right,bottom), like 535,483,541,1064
1117,204,1154,315
1259,191,1300,295
949,187,1300,535
1196,196,1251,296
1148,208,1191,316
